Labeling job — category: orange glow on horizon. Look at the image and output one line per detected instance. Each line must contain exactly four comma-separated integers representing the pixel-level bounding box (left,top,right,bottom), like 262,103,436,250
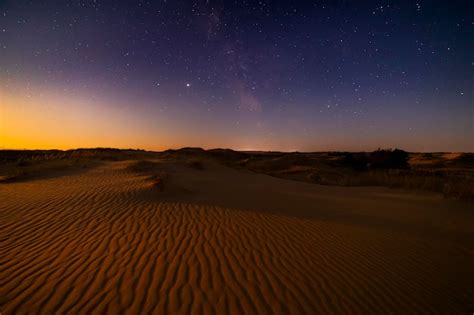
0,81,277,152
1,84,179,151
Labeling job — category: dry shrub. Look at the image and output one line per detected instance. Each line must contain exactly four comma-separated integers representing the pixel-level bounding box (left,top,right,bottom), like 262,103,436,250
442,178,474,200
309,168,474,200
308,171,352,186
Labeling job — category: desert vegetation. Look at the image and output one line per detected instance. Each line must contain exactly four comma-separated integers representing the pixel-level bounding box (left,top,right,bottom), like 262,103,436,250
1,148,473,200
207,148,474,200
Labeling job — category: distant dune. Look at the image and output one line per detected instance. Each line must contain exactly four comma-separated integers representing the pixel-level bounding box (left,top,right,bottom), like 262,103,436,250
1,150,473,313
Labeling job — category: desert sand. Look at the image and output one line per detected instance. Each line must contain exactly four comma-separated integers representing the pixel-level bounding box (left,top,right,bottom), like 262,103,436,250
1,158,473,314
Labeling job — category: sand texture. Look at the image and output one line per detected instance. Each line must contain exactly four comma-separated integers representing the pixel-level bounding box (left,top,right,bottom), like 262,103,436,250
1,160,473,314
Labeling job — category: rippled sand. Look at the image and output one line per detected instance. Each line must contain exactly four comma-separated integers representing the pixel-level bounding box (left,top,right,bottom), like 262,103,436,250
1,160,473,314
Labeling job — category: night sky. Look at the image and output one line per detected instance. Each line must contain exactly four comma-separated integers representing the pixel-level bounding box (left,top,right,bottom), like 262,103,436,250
1,1,472,151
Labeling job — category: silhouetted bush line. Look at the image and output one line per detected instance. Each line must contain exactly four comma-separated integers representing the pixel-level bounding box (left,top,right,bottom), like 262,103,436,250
341,148,409,170
369,149,409,169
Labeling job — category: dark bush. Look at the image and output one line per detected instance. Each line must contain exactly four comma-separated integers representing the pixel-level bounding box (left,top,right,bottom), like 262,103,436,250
369,149,409,169
342,153,369,171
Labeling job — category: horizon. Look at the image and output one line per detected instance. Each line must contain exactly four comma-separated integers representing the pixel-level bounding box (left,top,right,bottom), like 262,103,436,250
0,146,471,155
1,1,472,152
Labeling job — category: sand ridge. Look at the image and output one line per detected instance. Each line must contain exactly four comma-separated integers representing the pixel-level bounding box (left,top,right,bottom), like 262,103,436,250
1,160,473,314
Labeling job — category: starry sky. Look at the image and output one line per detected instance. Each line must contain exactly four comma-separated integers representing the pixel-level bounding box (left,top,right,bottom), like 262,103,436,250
1,0,472,152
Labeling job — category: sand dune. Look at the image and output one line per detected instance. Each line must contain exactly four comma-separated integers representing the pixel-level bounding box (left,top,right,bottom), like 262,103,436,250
1,160,473,314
